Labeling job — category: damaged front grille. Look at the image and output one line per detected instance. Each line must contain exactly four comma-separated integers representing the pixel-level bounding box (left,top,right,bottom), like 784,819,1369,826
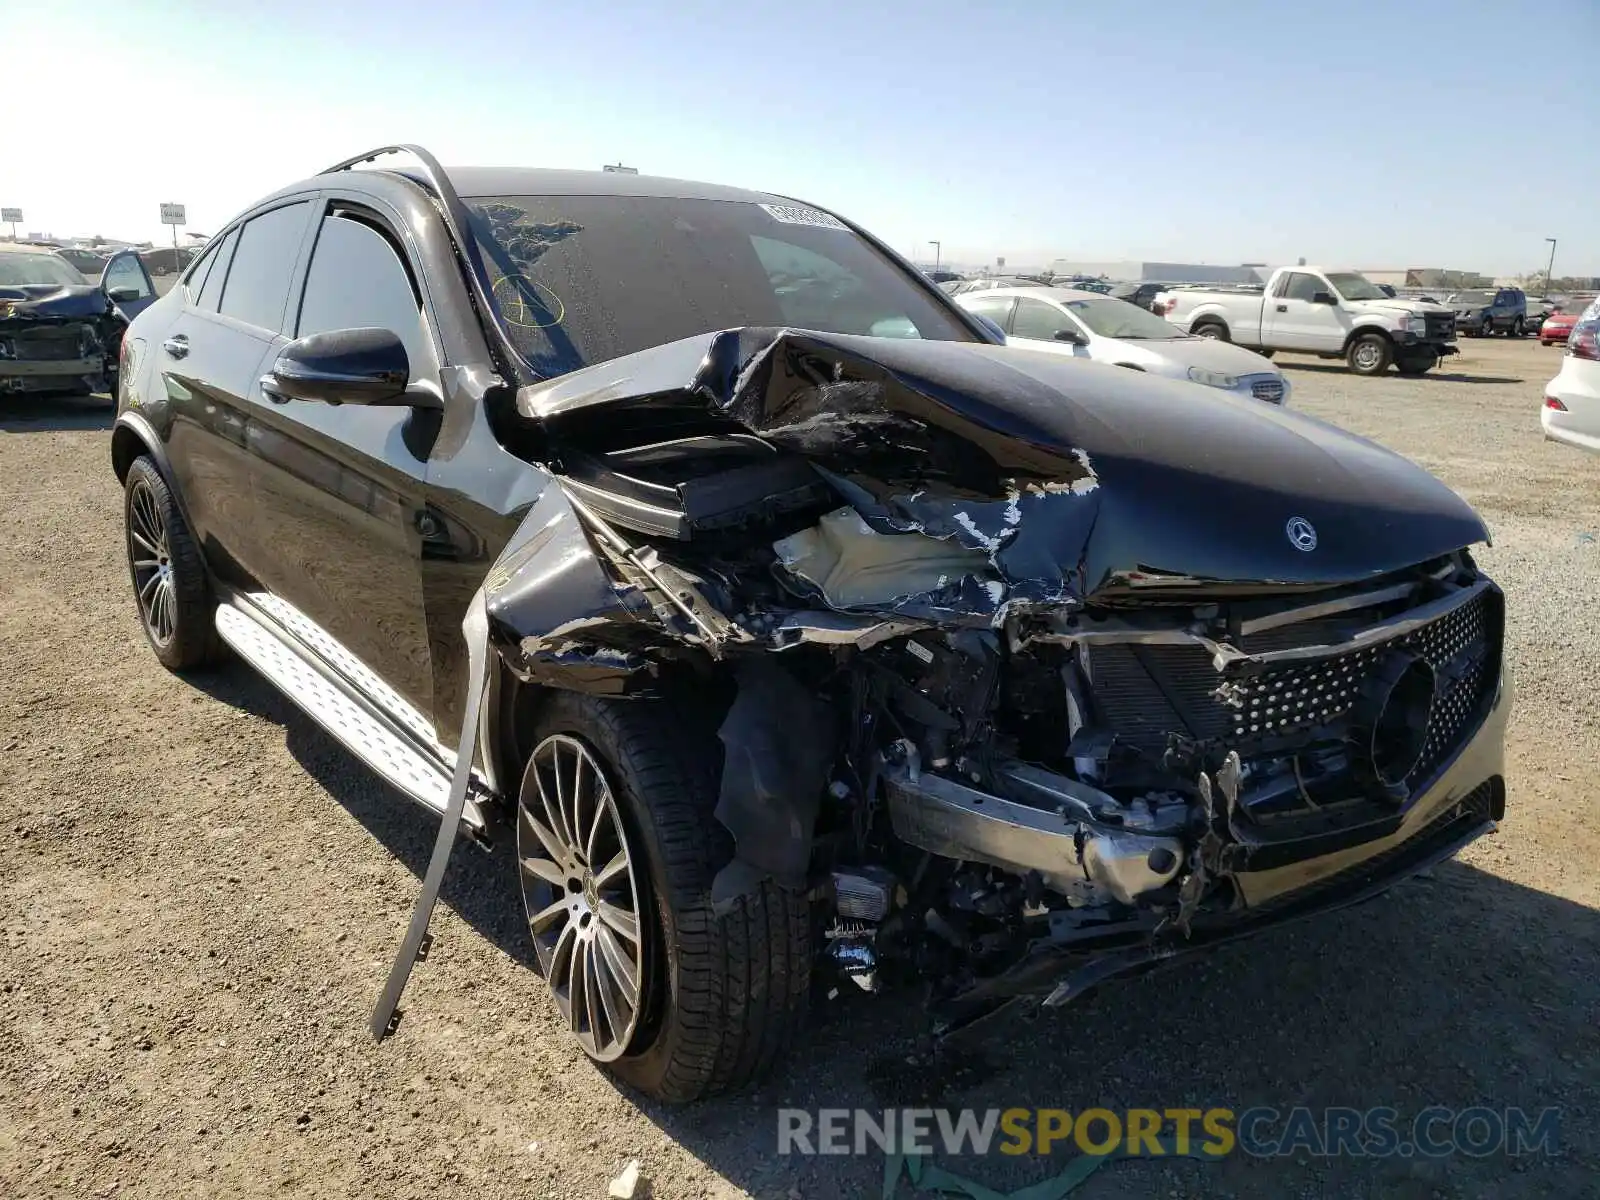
1088,584,1501,797
2,326,92,361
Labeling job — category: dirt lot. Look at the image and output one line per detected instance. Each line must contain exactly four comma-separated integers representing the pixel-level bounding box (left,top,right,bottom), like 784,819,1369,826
2,336,1597,1199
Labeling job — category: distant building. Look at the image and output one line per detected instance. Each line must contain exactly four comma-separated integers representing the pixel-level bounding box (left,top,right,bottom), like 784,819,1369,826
1047,259,1267,285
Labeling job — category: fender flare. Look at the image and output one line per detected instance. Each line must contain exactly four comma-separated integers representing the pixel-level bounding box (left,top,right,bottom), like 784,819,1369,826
1341,324,1395,355
110,410,202,552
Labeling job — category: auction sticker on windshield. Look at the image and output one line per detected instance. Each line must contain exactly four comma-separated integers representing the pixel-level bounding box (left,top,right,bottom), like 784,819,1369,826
759,203,849,231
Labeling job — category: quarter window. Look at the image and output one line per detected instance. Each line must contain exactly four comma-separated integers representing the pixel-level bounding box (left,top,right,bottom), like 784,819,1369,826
194,227,239,313
296,213,429,379
218,202,311,332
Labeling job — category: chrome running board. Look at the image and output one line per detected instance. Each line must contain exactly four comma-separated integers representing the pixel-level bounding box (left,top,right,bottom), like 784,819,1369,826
213,595,491,837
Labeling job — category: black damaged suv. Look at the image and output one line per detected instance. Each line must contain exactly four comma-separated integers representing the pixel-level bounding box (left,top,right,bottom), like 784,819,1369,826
113,147,1510,1102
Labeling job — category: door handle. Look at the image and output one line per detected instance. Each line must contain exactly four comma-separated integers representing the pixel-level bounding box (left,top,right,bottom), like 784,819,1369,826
258,374,290,404
1275,304,1288,312
162,335,189,359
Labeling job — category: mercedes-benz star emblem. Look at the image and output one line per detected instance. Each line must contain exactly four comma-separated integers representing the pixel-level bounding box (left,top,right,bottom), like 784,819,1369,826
1286,516,1318,552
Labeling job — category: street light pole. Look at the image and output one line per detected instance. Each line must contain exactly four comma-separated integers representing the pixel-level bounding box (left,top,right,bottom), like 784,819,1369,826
1544,238,1557,296
929,240,941,275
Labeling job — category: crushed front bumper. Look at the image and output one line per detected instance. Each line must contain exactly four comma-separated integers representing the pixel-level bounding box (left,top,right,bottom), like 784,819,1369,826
930,663,1510,1027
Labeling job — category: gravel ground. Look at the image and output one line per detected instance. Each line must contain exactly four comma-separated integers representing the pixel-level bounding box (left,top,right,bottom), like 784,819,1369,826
1,336,1596,1199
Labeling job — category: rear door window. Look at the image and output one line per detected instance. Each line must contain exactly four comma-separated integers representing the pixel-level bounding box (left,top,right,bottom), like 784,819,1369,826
963,295,1016,332
296,211,430,380
218,202,311,332
194,228,240,313
1011,298,1075,341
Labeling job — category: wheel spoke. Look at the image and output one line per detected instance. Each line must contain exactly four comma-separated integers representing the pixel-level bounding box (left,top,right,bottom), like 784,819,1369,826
518,805,569,869
129,530,160,558
596,899,638,945
593,849,630,890
550,918,579,992
519,852,567,888
138,571,161,605
156,582,173,639
535,757,575,854
526,896,571,932
582,940,611,1045
567,941,589,1035
595,923,638,997
584,780,609,866
131,557,161,571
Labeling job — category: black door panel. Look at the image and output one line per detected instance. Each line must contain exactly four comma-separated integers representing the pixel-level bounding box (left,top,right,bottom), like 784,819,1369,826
157,310,277,588
248,402,436,713
245,204,440,720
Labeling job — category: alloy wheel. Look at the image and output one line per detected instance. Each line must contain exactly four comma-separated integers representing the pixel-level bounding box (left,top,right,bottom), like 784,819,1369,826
1354,342,1381,371
127,478,177,646
516,734,646,1062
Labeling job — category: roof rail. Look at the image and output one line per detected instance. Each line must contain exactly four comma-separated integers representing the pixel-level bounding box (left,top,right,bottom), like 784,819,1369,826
319,145,513,378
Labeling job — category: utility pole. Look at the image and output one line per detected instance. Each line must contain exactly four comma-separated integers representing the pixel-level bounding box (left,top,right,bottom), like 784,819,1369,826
929,241,941,275
1544,238,1558,296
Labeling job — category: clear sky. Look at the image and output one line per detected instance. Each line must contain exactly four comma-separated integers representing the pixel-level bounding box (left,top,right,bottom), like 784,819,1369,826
6,0,1596,276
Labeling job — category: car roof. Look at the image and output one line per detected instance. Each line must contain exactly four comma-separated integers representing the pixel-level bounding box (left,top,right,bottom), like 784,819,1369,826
437,166,794,205
965,286,1107,302
0,242,70,257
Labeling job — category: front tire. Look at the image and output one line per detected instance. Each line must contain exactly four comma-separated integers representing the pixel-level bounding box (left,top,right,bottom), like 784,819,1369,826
515,691,810,1102
1512,317,1525,337
1192,321,1229,341
1396,353,1438,377
1347,333,1393,376
123,457,222,671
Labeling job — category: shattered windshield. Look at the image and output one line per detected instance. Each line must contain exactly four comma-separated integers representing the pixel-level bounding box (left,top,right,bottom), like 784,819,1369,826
1062,296,1183,339
464,195,974,379
0,252,88,288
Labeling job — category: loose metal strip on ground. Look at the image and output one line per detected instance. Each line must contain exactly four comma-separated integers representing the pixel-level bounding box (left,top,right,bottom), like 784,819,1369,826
370,590,491,1040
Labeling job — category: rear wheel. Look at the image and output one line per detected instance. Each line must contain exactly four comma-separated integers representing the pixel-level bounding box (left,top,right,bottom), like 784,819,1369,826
515,691,810,1102
1512,317,1525,337
1347,333,1393,376
123,457,222,671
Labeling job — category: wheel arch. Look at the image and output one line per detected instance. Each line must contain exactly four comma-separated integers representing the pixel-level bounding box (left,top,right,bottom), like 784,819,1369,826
1341,324,1395,355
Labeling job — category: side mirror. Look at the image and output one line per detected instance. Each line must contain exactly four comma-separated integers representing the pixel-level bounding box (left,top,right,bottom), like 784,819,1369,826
1310,291,1337,305
261,327,428,407
1053,327,1088,345
107,285,142,303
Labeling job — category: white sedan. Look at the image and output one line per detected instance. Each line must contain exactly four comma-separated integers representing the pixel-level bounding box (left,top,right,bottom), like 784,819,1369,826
1541,307,1600,454
958,286,1291,405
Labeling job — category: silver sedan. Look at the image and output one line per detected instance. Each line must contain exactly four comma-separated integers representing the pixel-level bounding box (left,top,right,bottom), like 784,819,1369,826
958,286,1291,405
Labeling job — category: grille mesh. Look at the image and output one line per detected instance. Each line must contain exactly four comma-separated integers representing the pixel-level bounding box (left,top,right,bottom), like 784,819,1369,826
1089,588,1500,790
1250,377,1285,403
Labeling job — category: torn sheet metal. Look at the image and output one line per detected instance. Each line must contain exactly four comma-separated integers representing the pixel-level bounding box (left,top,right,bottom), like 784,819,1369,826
519,328,1489,597
711,659,836,905
773,506,993,608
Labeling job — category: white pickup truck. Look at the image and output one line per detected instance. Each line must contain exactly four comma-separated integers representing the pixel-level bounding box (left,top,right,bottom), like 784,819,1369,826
1154,267,1458,377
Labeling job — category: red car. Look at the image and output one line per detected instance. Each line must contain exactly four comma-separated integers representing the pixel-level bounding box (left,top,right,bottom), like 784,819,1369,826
1540,311,1579,345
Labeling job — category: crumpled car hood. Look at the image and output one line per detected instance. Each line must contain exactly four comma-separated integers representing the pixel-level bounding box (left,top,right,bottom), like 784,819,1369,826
0,283,112,322
518,328,1488,606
